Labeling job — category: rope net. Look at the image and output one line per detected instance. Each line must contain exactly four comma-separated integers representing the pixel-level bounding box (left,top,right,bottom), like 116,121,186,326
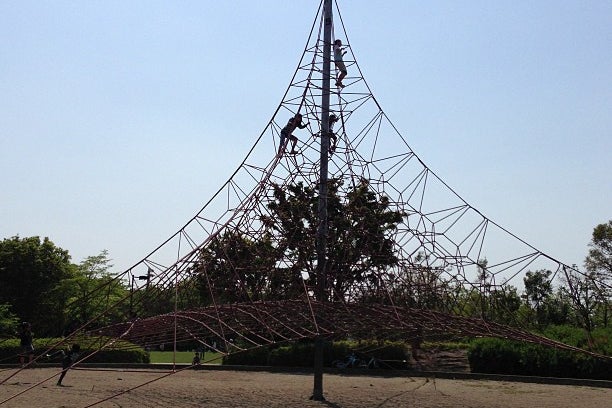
2,0,609,405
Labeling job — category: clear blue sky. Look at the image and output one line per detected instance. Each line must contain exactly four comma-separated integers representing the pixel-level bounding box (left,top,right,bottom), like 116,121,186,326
1,1,610,273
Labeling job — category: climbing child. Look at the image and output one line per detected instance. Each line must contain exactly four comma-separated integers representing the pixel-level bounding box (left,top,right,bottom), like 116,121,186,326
55,343,80,386
278,113,309,155
328,113,339,153
333,39,347,88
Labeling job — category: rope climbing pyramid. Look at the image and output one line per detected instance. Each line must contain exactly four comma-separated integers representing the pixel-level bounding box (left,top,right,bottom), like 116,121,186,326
83,1,608,358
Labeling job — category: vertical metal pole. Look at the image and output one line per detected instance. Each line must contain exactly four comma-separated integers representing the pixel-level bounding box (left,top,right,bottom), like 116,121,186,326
311,0,332,401
129,274,134,318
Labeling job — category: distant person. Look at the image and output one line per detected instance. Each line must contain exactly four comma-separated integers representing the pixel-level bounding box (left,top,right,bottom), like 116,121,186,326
192,351,201,366
56,343,81,386
347,352,358,368
333,39,347,88
18,322,34,367
278,113,309,155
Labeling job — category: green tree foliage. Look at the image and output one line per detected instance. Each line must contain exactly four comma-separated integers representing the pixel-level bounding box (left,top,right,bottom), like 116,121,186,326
57,250,128,331
263,179,405,300
542,289,572,326
185,181,316,306
439,259,522,324
584,220,612,326
0,236,74,336
448,284,521,326
561,266,603,332
0,238,128,336
0,304,19,337
524,269,552,310
386,262,453,311
264,181,317,276
326,180,405,299
523,269,553,327
378,251,464,315
193,231,281,304
585,220,612,277
486,286,522,325
553,221,612,331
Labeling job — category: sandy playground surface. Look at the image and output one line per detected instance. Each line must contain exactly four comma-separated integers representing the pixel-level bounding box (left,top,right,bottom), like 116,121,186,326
0,367,610,408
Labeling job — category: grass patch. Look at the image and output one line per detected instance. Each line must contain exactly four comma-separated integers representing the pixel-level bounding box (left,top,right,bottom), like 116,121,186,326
149,351,223,365
422,340,471,350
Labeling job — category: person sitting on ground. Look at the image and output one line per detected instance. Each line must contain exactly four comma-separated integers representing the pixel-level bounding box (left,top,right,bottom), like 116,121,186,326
333,39,347,88
192,351,201,365
278,113,309,155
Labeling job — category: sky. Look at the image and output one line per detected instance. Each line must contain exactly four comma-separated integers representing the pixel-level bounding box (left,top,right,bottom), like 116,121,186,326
1,1,610,274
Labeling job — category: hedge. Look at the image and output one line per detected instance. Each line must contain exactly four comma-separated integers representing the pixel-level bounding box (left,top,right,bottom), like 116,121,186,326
0,337,149,364
223,340,410,368
468,337,611,380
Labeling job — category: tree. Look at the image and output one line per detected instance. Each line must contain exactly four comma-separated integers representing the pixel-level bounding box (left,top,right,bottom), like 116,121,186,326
381,252,455,312
263,179,405,301
476,258,491,319
523,269,553,327
452,258,522,323
584,220,612,326
0,304,19,337
524,269,553,309
57,250,128,332
560,265,600,333
327,180,404,300
0,236,74,336
536,288,572,326
585,220,612,276
487,286,522,325
193,231,281,305
263,181,318,279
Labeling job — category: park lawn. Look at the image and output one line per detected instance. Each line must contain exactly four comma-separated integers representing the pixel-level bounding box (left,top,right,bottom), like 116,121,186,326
149,350,223,364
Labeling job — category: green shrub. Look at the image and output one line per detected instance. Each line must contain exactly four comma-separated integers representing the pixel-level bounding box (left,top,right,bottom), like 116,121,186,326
222,346,270,365
468,338,522,374
543,325,590,349
542,325,612,355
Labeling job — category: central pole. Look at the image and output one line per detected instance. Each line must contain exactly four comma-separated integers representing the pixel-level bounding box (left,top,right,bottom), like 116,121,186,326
311,0,332,401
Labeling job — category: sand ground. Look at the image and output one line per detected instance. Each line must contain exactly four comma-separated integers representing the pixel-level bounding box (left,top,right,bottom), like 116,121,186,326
1,367,610,408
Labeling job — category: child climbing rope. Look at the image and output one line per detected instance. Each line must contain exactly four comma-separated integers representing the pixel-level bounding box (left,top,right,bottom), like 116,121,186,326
278,113,309,155
328,113,339,153
333,39,347,88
